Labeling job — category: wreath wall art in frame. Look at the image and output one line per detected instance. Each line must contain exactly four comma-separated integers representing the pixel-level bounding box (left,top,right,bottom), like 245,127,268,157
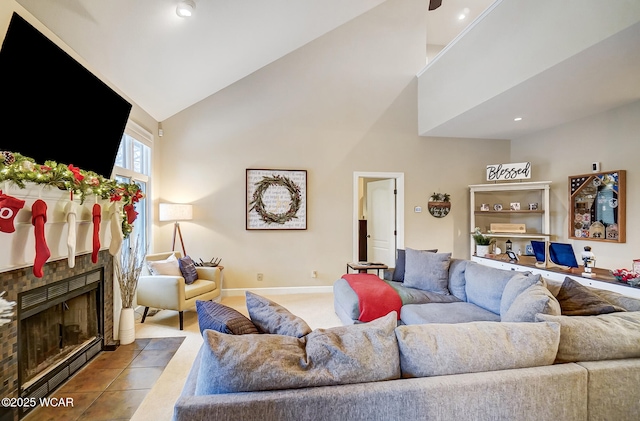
246,169,307,230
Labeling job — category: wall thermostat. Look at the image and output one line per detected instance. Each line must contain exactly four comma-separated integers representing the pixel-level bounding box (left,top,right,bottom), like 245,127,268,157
414,206,422,213
592,162,600,172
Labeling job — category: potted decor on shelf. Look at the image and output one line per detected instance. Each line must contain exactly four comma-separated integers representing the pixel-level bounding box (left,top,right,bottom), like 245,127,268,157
114,239,145,345
472,227,494,257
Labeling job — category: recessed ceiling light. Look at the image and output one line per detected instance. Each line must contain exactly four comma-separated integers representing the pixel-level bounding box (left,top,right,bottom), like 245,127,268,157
514,117,523,121
458,7,470,20
176,0,196,18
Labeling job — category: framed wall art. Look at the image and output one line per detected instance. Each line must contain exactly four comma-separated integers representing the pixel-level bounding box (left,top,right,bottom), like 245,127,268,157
246,169,307,230
568,170,625,242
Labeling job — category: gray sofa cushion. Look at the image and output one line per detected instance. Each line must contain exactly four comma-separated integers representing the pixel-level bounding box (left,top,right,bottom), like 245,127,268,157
501,283,561,323
395,321,560,377
500,272,542,317
448,259,469,301
245,291,312,337
537,311,640,363
400,302,500,325
195,312,400,394
464,262,518,314
403,249,451,295
590,289,640,311
391,248,438,282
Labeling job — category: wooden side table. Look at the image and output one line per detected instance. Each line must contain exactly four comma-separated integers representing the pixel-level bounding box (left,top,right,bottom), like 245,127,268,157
346,262,388,277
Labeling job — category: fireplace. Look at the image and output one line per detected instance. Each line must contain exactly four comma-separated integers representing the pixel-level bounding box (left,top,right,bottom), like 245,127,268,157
0,251,115,421
18,270,103,397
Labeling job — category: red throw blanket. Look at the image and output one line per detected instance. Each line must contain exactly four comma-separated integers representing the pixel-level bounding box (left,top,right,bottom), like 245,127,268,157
342,274,402,322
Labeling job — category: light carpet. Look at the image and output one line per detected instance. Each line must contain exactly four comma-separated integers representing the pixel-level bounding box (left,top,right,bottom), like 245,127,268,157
130,292,342,421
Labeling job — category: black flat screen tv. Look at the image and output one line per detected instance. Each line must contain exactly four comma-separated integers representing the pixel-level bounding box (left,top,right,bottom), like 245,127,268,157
0,13,132,178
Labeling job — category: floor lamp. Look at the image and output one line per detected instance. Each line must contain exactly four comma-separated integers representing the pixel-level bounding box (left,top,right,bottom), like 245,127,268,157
159,203,193,256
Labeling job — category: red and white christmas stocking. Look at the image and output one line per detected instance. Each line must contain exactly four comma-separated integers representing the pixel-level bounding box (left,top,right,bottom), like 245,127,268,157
65,201,78,268
92,203,101,264
0,190,26,233
31,199,51,278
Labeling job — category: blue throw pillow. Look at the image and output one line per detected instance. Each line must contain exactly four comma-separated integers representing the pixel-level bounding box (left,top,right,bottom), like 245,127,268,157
178,255,198,284
196,300,259,335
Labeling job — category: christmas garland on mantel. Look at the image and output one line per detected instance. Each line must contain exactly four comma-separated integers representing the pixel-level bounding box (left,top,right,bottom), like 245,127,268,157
0,151,143,238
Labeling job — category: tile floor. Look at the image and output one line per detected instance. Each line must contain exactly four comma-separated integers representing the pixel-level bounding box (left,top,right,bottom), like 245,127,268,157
23,337,185,421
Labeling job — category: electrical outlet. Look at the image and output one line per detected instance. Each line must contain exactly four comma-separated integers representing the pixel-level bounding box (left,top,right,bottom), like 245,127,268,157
257,273,263,281
311,270,318,278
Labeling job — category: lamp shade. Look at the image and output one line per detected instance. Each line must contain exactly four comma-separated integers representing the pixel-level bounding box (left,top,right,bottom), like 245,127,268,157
159,203,193,221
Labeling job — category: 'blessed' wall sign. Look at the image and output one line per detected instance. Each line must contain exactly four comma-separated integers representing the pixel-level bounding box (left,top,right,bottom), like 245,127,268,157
486,162,531,181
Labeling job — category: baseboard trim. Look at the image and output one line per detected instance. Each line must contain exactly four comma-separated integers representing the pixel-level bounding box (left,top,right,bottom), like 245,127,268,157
222,286,333,297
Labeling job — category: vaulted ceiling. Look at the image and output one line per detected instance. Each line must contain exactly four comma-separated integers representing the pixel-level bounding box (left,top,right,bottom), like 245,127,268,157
15,0,493,122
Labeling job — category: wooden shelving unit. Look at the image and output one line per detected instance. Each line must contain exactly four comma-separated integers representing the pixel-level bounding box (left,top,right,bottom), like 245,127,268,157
469,181,552,258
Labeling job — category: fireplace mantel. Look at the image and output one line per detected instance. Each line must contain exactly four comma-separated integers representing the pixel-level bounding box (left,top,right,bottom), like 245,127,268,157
0,182,115,274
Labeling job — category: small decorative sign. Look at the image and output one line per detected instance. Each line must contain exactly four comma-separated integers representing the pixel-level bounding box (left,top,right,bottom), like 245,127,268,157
428,192,451,218
486,162,531,181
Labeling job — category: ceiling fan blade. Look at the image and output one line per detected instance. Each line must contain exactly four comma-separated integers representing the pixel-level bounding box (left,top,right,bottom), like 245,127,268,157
429,0,443,11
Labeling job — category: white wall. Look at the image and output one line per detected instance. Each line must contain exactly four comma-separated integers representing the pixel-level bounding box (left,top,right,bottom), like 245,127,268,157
156,0,510,290
511,100,640,270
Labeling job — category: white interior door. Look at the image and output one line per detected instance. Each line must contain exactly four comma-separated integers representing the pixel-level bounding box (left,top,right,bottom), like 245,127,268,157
366,178,396,265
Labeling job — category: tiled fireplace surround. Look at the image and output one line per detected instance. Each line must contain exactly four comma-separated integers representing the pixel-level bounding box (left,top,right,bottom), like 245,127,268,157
0,250,115,421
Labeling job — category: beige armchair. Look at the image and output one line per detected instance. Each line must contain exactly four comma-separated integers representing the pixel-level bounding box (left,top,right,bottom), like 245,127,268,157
137,252,222,330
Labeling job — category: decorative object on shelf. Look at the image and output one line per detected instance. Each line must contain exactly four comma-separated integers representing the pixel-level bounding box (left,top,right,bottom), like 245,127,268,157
0,151,144,238
159,203,193,256
114,238,145,345
525,243,534,256
506,250,519,263
510,202,520,211
493,203,503,211
480,203,489,211
569,170,625,243
486,162,531,181
0,291,16,327
611,269,640,287
505,239,513,252
246,169,307,230
581,246,596,278
427,192,451,218
472,227,494,257
528,203,539,210
490,223,526,233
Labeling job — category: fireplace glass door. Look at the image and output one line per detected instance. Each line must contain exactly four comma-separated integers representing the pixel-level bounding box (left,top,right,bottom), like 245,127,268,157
20,289,99,386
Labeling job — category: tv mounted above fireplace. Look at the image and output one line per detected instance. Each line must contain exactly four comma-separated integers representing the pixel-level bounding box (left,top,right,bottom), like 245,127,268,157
0,12,132,179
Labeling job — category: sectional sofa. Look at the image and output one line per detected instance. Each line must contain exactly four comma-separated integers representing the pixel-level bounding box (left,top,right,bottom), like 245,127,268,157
335,253,559,325
173,254,640,421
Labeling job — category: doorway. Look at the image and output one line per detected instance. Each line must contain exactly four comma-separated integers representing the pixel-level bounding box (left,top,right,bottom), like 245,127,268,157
352,172,405,265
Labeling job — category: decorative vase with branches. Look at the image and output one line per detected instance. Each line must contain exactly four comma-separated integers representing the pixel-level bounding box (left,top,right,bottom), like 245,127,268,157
114,239,145,308
114,239,145,345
